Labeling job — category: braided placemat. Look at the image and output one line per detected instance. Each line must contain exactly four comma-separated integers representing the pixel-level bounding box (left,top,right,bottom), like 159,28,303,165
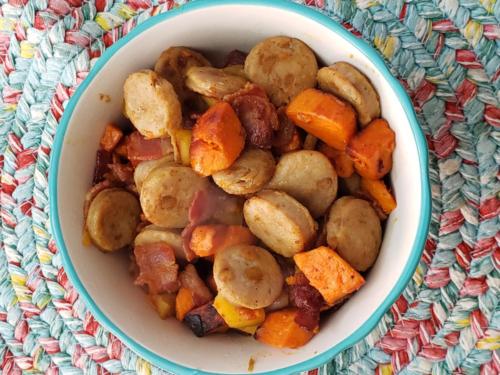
0,0,498,374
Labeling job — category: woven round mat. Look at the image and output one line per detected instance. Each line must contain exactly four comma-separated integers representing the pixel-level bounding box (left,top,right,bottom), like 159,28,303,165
0,0,498,374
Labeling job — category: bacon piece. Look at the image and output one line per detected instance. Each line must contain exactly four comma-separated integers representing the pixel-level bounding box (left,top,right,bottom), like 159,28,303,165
224,50,247,67
179,264,213,306
294,309,319,331
289,284,325,311
225,83,279,149
289,279,325,331
108,163,134,184
126,131,173,162
92,149,113,185
134,243,180,294
272,107,300,152
184,303,227,337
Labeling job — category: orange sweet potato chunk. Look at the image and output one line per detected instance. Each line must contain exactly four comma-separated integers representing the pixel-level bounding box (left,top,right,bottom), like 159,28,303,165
286,89,356,151
190,225,256,257
293,246,365,305
346,118,395,180
256,308,315,348
190,101,245,176
175,287,196,321
360,178,397,214
100,123,123,152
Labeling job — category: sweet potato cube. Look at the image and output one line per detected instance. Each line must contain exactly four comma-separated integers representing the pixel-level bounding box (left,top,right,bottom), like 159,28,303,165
360,178,397,214
286,89,356,151
190,225,256,257
347,118,395,179
175,287,196,321
100,123,123,152
255,308,315,348
293,246,365,305
190,101,245,176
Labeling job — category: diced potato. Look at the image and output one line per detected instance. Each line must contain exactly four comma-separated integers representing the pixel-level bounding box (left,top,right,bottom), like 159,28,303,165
293,246,365,305
213,294,265,331
346,118,395,179
149,293,176,319
286,88,356,151
256,308,315,348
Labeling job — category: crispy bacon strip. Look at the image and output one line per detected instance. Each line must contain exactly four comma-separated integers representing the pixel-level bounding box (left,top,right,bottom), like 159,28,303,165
179,264,213,306
225,83,279,149
107,163,134,185
92,149,113,185
288,275,325,331
126,131,173,162
134,243,180,294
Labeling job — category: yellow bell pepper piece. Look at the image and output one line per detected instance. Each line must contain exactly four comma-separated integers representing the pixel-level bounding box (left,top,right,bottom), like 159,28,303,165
174,129,192,166
213,294,265,329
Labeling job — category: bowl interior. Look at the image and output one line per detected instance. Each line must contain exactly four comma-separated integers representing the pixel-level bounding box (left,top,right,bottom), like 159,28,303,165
52,2,427,374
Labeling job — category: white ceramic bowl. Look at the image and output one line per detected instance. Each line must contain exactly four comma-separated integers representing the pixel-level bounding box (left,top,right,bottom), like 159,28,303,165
49,1,431,374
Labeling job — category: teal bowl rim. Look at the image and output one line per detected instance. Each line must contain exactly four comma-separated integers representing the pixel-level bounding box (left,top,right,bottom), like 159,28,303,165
49,0,431,374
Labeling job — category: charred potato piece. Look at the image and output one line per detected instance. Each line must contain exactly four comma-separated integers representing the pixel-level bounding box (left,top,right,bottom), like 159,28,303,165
184,303,227,337
123,70,182,139
135,225,185,262
185,66,248,99
154,47,211,102
326,196,382,272
243,190,316,257
140,165,209,228
214,245,283,309
317,62,380,127
266,150,338,217
133,156,175,192
212,149,275,195
244,36,318,106
86,188,141,252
